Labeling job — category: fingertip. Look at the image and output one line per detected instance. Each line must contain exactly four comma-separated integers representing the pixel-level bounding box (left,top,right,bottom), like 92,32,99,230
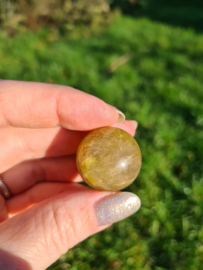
95,192,141,226
58,90,120,130
112,120,138,137
108,105,126,123
129,120,138,130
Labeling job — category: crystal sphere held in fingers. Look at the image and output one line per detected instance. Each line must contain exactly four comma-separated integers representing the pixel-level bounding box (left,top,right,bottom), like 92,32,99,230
76,127,142,191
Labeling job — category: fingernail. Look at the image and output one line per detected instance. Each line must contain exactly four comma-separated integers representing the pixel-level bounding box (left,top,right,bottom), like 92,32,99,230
109,105,125,123
130,120,138,130
96,192,141,226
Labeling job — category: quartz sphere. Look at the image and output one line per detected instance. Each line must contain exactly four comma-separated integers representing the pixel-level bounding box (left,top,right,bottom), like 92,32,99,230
76,127,142,191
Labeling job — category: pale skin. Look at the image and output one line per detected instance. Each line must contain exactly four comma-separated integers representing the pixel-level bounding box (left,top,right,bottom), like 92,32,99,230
0,80,137,270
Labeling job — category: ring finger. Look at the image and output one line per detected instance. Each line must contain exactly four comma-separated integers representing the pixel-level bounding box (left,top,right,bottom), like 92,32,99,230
1,155,82,195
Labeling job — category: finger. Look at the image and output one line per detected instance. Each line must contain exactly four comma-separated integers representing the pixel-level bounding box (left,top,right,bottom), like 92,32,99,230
0,184,141,270
0,195,8,222
113,120,138,137
16,120,137,159
0,120,136,172
0,80,124,129
7,182,80,214
0,127,85,173
1,155,82,195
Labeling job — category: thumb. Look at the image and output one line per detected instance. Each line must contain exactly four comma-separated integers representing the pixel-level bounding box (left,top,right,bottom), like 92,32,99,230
0,184,141,270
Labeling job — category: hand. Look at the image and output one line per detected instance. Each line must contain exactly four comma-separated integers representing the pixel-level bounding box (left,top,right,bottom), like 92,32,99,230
0,80,140,270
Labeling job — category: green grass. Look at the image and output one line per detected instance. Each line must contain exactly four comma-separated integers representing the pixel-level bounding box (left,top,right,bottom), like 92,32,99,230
1,15,203,270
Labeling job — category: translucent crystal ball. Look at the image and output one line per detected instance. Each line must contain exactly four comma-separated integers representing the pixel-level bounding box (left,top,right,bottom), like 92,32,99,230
76,127,142,191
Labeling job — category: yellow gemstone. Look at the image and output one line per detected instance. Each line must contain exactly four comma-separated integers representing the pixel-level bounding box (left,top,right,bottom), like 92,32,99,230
76,127,142,191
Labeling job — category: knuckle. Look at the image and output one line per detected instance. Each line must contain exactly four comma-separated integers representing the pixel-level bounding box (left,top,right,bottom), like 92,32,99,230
11,129,32,159
47,198,92,253
48,201,78,253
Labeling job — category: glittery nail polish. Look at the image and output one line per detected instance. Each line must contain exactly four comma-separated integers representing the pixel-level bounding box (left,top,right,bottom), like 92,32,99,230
95,192,141,226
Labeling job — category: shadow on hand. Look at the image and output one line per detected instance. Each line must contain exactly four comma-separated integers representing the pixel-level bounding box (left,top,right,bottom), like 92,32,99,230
45,128,88,159
0,248,32,270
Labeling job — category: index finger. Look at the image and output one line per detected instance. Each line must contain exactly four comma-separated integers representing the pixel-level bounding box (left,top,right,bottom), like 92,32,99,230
0,80,124,129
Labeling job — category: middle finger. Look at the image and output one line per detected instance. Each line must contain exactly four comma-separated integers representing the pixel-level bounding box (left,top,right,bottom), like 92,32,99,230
0,120,136,172
1,155,82,195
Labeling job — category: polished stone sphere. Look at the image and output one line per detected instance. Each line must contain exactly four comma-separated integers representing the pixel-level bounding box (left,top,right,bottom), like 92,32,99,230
76,127,142,191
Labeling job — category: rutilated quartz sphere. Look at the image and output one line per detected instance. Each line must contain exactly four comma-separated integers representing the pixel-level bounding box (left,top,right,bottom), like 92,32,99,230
76,127,142,191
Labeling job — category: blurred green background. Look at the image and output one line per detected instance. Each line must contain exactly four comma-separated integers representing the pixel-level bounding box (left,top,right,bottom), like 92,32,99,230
1,0,203,269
